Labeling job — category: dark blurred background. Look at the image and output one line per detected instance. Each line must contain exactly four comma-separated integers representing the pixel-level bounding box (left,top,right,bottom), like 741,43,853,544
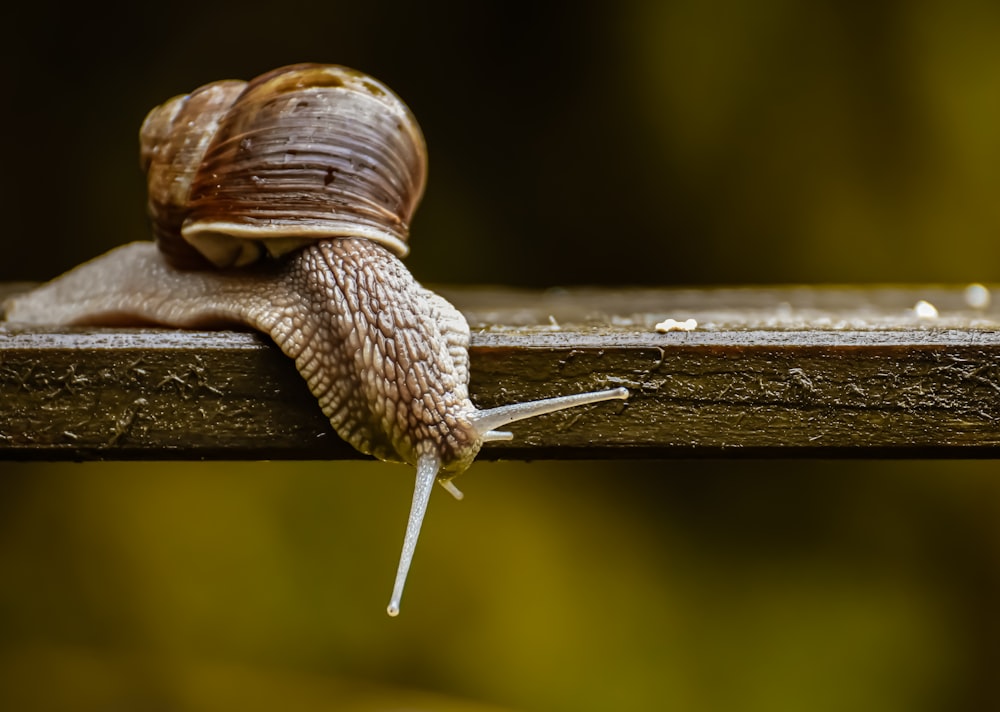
3,1,1000,710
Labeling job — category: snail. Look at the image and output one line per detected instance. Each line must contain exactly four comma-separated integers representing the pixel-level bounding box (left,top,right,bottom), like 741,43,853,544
3,63,629,616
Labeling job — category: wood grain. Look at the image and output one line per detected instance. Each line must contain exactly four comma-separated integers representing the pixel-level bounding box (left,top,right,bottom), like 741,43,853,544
3,284,1000,459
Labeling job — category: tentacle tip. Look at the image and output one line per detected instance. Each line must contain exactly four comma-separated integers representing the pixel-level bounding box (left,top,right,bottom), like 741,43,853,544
613,387,630,399
440,479,465,500
387,601,400,617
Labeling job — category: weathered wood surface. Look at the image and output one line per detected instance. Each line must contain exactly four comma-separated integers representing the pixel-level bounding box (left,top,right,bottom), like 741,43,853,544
3,283,1000,460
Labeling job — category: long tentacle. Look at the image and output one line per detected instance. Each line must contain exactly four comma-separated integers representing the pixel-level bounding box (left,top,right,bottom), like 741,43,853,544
387,451,440,616
469,387,629,439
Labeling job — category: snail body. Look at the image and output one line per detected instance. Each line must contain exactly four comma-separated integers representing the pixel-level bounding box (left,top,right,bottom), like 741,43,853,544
4,64,628,616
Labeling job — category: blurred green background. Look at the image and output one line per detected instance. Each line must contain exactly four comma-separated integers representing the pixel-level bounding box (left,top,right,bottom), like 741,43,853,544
4,0,1000,710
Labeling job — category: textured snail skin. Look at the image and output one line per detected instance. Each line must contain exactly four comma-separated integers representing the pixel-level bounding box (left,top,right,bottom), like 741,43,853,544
4,64,630,616
6,238,481,466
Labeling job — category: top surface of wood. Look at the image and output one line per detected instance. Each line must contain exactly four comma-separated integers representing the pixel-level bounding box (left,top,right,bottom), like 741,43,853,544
440,283,1000,332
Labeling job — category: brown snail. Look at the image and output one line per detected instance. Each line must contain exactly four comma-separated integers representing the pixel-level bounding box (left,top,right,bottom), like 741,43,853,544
4,63,629,615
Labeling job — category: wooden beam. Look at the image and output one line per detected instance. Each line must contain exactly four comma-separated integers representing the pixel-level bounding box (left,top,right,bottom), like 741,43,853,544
3,284,1000,460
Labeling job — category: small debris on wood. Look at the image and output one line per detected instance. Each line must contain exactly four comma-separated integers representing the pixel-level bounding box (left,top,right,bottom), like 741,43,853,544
655,317,698,333
964,283,990,310
913,300,939,320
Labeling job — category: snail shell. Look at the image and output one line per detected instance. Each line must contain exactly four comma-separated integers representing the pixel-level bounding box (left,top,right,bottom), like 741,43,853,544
4,63,628,616
140,63,426,269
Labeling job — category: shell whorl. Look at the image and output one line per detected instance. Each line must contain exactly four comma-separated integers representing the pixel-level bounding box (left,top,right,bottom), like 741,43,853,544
140,63,427,269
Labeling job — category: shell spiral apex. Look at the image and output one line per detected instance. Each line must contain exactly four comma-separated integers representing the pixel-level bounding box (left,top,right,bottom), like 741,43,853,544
140,63,428,269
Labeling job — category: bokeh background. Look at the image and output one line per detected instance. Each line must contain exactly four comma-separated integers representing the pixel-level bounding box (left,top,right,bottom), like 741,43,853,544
3,1,1000,710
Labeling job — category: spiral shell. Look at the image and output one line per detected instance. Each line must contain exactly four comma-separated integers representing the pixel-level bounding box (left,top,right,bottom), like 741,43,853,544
139,63,427,269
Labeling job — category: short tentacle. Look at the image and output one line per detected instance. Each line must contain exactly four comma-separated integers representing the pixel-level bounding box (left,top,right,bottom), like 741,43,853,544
439,479,465,500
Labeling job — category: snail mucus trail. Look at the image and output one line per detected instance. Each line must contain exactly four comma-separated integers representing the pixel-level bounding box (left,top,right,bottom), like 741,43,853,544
3,63,630,616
